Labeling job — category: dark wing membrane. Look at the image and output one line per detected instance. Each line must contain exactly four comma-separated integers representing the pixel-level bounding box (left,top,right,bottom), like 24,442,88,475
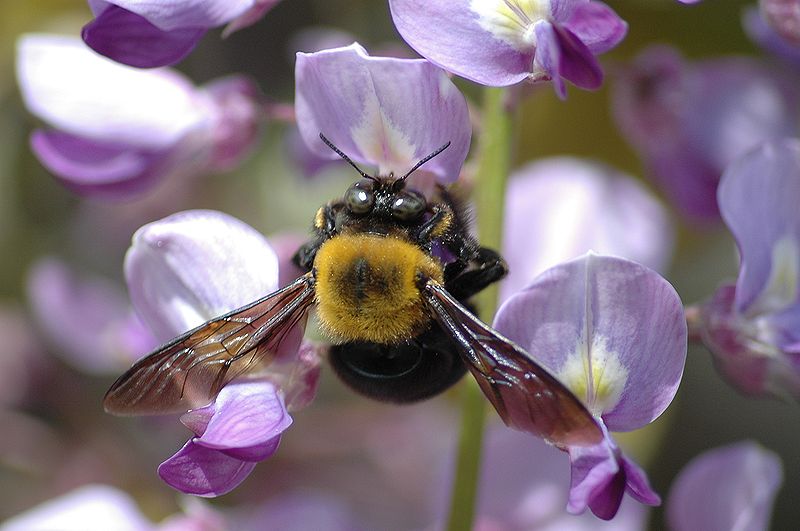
104,274,316,416
423,281,603,447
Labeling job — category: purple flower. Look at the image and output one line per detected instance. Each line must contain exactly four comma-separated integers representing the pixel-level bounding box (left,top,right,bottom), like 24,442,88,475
295,43,471,184
500,157,674,303
758,0,800,45
158,380,291,497
470,426,649,530
0,485,155,531
667,441,782,531
743,4,800,67
125,210,321,495
26,258,156,374
493,254,687,519
16,34,262,199
691,139,800,400
82,0,282,68
389,0,627,98
612,46,800,222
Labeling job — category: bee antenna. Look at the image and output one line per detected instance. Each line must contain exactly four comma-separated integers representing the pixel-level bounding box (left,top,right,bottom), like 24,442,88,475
400,141,451,182
319,133,376,182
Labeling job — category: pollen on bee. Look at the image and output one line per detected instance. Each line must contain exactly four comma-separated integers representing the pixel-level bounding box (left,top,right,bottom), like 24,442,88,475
313,207,326,230
313,232,444,344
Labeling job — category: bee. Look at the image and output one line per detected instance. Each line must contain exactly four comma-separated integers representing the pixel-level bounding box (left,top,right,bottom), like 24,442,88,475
104,134,602,448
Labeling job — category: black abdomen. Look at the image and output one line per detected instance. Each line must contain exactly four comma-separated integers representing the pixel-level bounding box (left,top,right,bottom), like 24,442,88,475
328,324,467,403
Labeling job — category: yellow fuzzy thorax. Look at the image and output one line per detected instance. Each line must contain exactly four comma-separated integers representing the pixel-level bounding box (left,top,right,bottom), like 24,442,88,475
313,233,444,345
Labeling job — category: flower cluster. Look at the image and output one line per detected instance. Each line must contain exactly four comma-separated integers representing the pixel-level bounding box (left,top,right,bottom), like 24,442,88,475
16,34,262,198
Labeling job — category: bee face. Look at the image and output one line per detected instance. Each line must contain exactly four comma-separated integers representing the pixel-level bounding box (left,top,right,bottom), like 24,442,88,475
343,178,428,222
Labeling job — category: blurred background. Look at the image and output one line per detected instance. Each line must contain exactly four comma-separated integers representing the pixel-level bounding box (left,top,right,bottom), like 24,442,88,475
1,0,797,529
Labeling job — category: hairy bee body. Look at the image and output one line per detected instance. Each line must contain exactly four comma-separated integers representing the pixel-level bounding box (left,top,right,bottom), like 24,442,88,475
314,232,445,345
293,176,498,402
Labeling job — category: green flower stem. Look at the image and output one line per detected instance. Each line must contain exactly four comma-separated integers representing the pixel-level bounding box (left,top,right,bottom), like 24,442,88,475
446,87,513,531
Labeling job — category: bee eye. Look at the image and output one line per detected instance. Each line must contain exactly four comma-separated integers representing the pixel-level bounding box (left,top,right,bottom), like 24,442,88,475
345,185,375,214
392,191,427,221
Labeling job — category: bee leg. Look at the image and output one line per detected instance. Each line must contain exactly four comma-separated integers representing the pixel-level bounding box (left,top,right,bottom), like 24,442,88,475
292,238,322,271
414,205,450,244
446,247,508,301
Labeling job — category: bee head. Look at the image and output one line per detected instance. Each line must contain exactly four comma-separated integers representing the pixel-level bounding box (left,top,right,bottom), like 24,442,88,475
318,132,450,222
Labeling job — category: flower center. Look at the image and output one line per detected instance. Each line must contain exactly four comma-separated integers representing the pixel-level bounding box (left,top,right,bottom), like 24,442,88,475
558,336,628,417
470,0,551,51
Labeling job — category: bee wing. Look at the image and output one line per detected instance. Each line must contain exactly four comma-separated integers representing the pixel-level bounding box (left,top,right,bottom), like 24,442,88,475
423,281,603,447
104,273,316,416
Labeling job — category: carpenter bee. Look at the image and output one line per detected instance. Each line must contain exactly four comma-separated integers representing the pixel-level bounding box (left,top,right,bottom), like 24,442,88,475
104,134,602,448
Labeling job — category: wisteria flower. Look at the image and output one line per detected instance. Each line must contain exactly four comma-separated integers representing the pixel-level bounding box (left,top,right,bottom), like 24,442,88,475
82,0,283,68
689,139,800,400
295,43,471,184
613,46,800,222
494,254,687,519
16,34,262,199
500,157,674,303
667,441,782,531
389,0,627,98
124,210,321,495
462,426,649,530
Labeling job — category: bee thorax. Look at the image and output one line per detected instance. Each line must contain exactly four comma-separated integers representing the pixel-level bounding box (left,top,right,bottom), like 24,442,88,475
313,233,444,344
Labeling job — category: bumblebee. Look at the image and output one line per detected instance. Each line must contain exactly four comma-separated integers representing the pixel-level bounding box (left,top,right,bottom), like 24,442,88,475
104,134,602,448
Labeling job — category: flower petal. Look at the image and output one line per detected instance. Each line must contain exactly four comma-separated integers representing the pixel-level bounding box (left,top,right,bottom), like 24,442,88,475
0,485,154,531
475,425,650,529
90,0,258,31
667,441,782,531
16,34,210,149
493,254,687,431
563,1,627,54
26,258,155,373
223,0,282,37
295,43,471,183
388,0,531,87
759,0,800,45
533,22,567,98
268,232,307,288
743,7,800,67
82,5,205,68
188,380,292,454
697,283,800,400
718,139,800,315
499,157,674,303
30,130,168,198
279,341,324,411
567,425,659,520
201,75,262,171
125,210,279,341
538,23,604,96
158,440,256,497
